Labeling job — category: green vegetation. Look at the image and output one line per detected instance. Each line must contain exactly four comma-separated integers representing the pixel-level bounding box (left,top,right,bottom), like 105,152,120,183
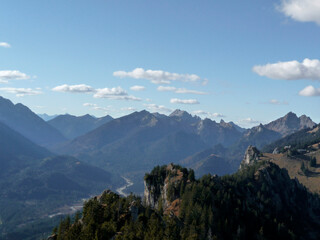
53,163,320,240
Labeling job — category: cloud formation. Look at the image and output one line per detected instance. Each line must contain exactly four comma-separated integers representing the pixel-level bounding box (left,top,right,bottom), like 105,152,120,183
0,87,42,97
144,103,172,113
253,58,320,81
157,86,208,95
53,84,141,101
278,0,320,25
268,99,289,105
52,84,95,93
94,87,141,101
114,68,206,85
193,110,225,118
237,118,261,127
130,85,146,91
299,85,320,96
0,70,30,83
170,98,199,104
83,103,110,111
0,42,10,48
121,107,136,111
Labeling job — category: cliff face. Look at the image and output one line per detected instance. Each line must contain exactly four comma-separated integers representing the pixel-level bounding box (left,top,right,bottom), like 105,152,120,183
144,163,190,216
53,160,320,240
239,145,261,169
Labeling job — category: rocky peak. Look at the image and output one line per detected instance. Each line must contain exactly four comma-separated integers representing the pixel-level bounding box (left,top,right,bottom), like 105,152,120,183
169,109,200,123
144,164,191,216
299,115,316,129
284,111,298,120
169,109,189,117
264,112,315,137
239,145,261,170
219,119,232,129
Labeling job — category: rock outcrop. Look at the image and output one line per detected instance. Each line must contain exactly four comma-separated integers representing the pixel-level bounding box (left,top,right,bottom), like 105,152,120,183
239,145,261,170
144,163,190,216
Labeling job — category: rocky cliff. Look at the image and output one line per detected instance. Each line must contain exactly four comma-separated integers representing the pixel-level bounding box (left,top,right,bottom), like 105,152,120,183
144,163,192,216
239,145,261,169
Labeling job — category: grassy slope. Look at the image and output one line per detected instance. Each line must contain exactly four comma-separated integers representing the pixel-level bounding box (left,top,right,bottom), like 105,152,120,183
261,151,320,194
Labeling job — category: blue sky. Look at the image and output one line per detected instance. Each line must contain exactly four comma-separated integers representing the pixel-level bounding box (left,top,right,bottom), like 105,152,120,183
0,0,319,127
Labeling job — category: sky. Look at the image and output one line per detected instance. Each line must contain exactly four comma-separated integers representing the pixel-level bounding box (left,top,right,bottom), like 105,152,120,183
0,0,320,127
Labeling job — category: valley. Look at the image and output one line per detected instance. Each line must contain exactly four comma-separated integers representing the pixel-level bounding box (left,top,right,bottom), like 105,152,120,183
0,95,319,239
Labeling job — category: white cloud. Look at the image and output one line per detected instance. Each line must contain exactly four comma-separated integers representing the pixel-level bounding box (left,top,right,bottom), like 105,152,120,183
170,98,199,105
253,58,320,81
83,103,110,111
0,42,11,48
53,84,141,101
130,85,146,91
0,70,30,83
193,110,225,118
157,86,208,95
0,87,42,97
144,103,172,113
83,103,97,107
238,118,261,125
299,85,320,96
93,87,141,101
278,0,320,25
121,107,136,111
52,84,95,93
114,68,207,85
157,86,177,92
268,99,289,105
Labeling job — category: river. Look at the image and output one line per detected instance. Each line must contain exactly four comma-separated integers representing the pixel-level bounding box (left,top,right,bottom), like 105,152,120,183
116,176,133,197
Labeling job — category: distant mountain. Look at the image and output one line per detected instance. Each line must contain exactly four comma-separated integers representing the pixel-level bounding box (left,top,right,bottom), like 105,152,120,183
195,118,242,146
48,114,113,139
58,110,208,169
55,110,242,193
180,144,232,177
264,112,316,137
228,121,247,133
0,96,66,147
0,125,118,240
38,113,58,121
169,109,200,124
57,110,242,168
262,123,320,153
0,121,51,177
234,124,282,150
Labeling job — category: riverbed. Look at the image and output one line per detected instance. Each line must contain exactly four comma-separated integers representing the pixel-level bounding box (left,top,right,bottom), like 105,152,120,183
116,176,133,197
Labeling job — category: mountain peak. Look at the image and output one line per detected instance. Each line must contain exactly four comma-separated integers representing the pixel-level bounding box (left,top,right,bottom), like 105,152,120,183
169,109,200,123
284,111,298,120
169,109,190,117
264,112,315,137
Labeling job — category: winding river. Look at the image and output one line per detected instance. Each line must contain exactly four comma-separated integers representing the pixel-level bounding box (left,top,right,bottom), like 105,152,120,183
116,176,133,197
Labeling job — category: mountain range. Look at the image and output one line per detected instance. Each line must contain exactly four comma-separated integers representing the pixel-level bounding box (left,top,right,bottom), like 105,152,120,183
0,97,66,147
0,95,317,239
53,108,315,193
48,114,113,139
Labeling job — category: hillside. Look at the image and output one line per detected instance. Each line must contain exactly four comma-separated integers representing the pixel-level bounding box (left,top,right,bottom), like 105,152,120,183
48,114,113,139
52,161,320,239
0,96,66,147
0,121,52,176
263,124,320,153
0,155,119,240
0,118,120,240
